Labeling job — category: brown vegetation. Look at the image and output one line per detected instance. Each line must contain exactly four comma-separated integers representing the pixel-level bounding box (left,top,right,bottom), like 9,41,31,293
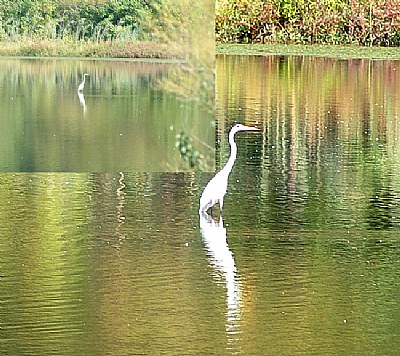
0,39,182,59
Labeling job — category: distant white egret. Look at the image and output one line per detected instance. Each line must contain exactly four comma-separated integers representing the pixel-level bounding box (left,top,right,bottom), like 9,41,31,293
199,123,259,213
77,73,90,93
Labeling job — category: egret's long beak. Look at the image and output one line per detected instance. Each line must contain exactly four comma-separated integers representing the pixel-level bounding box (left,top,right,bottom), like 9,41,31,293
243,125,260,131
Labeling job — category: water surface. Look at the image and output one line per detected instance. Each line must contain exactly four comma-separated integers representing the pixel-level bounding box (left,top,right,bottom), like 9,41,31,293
0,58,214,171
216,54,400,230
0,171,399,355
2,55,400,355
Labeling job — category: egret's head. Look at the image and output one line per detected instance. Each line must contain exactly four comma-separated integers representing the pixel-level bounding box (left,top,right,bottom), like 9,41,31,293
231,123,260,135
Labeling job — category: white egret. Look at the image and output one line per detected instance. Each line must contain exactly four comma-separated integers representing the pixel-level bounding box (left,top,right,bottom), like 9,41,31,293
199,123,259,213
77,73,90,93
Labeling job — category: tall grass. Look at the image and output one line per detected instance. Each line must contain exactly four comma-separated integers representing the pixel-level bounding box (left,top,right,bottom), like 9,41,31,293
147,0,215,109
143,0,215,170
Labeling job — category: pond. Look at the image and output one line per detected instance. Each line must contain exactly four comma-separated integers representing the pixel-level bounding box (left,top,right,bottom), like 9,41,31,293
216,54,400,230
1,54,400,355
0,58,214,171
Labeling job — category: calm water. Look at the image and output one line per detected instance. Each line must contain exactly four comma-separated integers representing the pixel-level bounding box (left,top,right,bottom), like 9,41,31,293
1,54,400,355
0,58,214,171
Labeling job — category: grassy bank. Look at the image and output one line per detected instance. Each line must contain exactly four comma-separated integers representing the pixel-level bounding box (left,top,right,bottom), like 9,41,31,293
217,43,400,59
0,39,182,59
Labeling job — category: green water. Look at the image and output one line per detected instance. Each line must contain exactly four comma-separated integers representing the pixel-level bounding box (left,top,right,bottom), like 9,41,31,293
0,58,214,171
1,54,400,355
0,171,399,355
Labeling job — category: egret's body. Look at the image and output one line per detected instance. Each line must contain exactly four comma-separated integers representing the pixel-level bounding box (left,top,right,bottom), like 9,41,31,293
77,73,89,93
199,124,259,213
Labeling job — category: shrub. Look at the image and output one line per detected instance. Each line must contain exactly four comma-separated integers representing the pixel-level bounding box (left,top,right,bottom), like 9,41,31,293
216,0,400,46
0,0,160,41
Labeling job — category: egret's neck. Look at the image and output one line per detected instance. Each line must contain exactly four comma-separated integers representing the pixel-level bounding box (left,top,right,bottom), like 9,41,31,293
222,131,238,176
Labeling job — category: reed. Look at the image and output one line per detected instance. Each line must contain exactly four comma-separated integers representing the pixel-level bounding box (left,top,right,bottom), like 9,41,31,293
0,38,182,59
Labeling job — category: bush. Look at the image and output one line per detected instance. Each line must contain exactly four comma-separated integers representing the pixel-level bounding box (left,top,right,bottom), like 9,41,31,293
216,0,400,46
0,0,160,41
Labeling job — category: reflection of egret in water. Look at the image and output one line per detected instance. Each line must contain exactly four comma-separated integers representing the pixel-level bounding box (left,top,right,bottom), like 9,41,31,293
77,91,87,114
77,73,89,114
199,211,241,349
115,172,126,246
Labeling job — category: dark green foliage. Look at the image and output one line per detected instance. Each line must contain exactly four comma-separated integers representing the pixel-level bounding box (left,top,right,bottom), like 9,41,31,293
0,0,161,41
0,0,57,38
216,0,400,46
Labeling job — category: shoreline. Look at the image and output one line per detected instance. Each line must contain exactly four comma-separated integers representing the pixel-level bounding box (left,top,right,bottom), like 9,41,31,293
217,43,400,60
0,39,183,61
0,55,182,64
2,40,399,61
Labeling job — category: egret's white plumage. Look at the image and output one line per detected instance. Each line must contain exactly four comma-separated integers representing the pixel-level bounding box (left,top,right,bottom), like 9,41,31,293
77,73,89,93
199,123,259,213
